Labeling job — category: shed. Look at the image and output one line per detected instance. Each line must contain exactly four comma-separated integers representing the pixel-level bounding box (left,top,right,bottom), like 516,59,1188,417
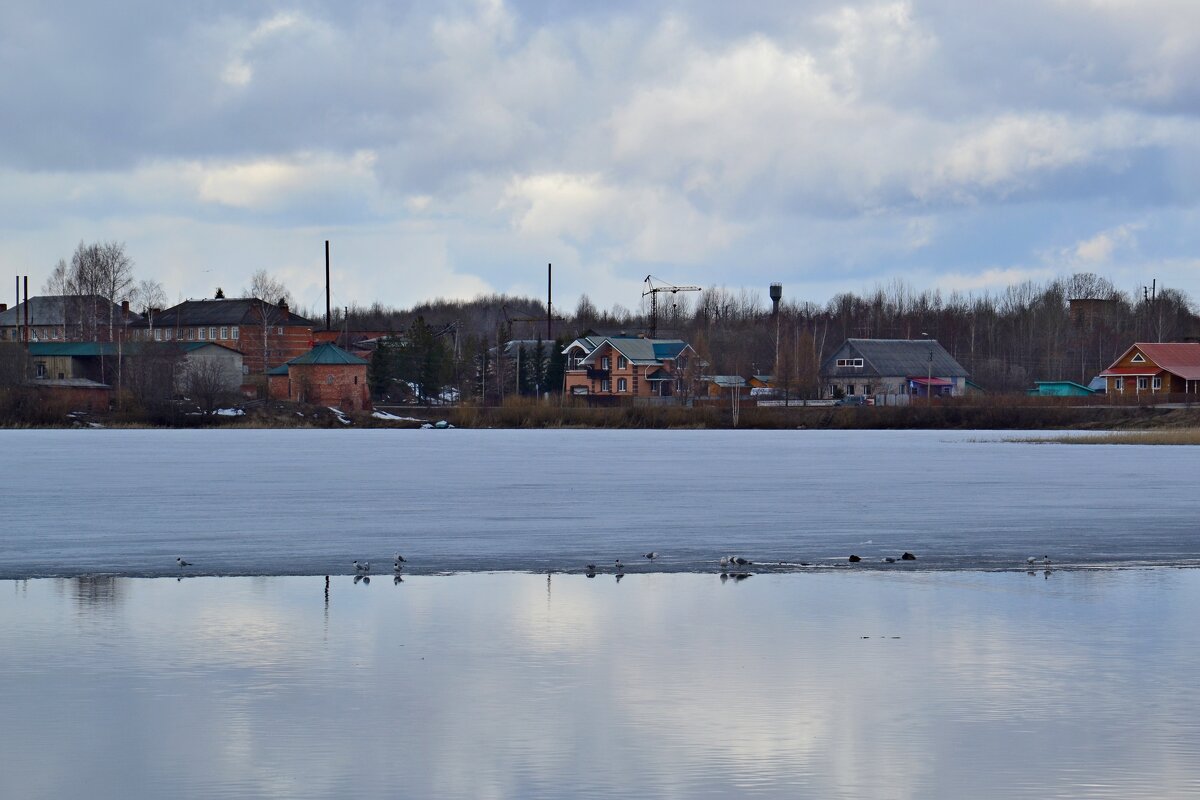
1026,380,1096,397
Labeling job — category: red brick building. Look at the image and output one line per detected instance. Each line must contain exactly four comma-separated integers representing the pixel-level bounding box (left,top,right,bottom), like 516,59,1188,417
127,297,314,375
267,343,371,412
562,334,698,402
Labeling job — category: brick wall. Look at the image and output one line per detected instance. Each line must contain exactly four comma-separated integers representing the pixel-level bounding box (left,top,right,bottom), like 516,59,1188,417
289,363,371,412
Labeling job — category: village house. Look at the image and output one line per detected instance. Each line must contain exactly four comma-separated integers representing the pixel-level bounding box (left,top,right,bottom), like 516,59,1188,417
1099,342,1200,398
820,338,969,402
267,342,371,413
0,295,142,343
126,297,314,375
562,334,698,402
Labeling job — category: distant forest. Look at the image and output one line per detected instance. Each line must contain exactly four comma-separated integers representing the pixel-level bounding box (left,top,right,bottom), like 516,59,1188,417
295,272,1199,402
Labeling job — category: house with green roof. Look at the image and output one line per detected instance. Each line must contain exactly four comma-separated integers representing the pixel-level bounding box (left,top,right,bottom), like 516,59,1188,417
562,334,698,402
267,342,371,412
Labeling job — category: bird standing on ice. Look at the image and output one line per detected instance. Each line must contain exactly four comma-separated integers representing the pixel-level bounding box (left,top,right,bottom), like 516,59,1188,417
354,560,371,572
177,557,191,567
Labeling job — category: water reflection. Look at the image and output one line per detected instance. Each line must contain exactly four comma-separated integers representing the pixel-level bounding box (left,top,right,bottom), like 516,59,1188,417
1,571,1199,799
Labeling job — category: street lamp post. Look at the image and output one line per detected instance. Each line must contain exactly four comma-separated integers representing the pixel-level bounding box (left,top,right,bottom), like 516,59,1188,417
922,332,933,406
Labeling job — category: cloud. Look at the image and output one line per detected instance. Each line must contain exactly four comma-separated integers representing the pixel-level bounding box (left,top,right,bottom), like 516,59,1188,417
4,1,1200,310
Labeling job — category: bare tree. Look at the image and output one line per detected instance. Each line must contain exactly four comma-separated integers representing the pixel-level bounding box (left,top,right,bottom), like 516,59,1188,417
243,270,293,374
182,356,239,416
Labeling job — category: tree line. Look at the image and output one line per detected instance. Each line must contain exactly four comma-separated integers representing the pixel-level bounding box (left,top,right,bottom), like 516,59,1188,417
306,273,1197,399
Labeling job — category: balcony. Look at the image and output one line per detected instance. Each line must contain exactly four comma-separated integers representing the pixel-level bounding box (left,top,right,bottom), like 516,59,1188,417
586,367,610,379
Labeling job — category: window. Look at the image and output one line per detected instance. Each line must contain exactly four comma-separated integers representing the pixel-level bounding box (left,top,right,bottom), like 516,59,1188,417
1131,353,1146,363
197,327,205,341
231,326,239,340
1115,377,1124,391
601,356,611,370
154,329,162,341
163,329,172,341
617,378,627,392
1153,376,1162,391
35,362,46,378
209,327,217,340
601,379,611,392
1137,377,1148,390
847,384,855,395
185,328,193,341
865,384,872,395
836,358,864,368
277,326,284,335
220,326,228,340
617,355,627,369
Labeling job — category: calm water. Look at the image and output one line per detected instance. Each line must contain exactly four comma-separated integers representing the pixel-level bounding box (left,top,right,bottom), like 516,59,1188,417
3,570,1199,799
0,429,1198,578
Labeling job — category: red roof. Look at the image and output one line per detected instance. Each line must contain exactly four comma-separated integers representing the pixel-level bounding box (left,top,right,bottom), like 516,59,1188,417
1102,343,1200,380
909,376,952,386
1098,366,1163,376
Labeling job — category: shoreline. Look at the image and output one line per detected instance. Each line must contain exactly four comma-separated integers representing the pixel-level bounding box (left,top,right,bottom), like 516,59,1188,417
6,561,1199,582
5,399,1200,431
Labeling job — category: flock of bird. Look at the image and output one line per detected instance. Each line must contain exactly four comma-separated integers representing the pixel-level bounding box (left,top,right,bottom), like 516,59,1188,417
172,551,1057,576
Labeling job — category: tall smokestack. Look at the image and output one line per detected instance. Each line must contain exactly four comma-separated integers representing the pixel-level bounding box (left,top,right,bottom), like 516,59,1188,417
23,275,29,344
325,240,331,331
547,263,552,341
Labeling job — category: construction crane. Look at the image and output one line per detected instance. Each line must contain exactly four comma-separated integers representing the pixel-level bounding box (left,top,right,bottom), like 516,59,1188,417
642,275,701,338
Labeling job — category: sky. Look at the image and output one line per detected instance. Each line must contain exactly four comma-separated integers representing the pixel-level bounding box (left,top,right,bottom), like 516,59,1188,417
3,0,1200,316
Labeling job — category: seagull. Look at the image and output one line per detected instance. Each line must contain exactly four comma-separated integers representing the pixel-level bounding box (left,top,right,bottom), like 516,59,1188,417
614,559,624,571
177,557,191,567
849,554,862,563
393,561,404,572
719,556,730,567
1027,556,1037,565
883,557,896,563
354,560,371,572
901,552,916,561
394,553,407,563
644,552,658,561
731,556,751,566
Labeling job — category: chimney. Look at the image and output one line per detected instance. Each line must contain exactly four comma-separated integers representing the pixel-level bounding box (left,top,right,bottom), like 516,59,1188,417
0,303,6,313
279,299,289,315
121,299,130,316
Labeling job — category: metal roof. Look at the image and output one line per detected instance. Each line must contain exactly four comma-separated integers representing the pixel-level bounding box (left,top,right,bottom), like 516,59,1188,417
128,298,313,328
27,341,239,357
822,339,970,379
572,335,692,366
1101,343,1200,380
0,295,141,327
284,342,368,366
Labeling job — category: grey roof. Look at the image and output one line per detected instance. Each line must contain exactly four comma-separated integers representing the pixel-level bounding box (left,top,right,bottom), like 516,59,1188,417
127,298,312,329
821,339,969,379
0,295,142,327
704,375,747,387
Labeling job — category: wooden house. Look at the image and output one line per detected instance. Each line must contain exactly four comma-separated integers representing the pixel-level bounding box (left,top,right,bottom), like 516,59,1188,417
1099,343,1200,397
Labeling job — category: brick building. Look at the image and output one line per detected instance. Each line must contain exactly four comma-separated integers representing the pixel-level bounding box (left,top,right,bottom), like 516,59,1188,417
267,342,371,412
562,334,697,402
127,297,314,374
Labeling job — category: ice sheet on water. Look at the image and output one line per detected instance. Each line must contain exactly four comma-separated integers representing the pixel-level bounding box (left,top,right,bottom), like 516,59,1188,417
1,428,1198,578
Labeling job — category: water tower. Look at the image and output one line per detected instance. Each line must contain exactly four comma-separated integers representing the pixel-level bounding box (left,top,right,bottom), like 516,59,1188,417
770,283,783,380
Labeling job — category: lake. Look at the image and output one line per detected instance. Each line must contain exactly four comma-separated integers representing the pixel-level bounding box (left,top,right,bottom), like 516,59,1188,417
2,570,1199,799
1,429,1198,798
1,428,1198,577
